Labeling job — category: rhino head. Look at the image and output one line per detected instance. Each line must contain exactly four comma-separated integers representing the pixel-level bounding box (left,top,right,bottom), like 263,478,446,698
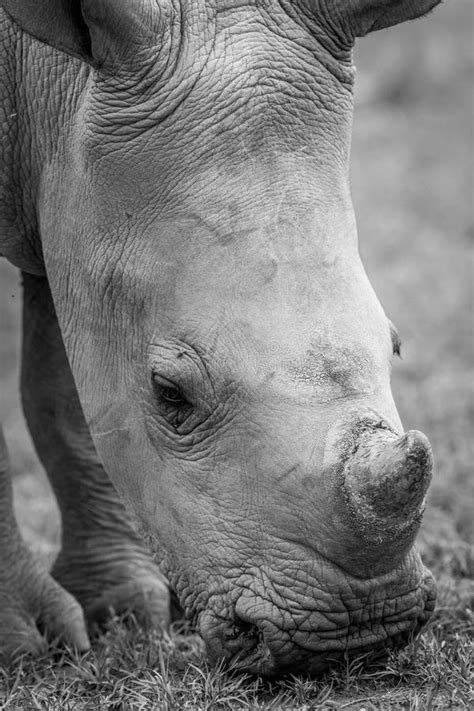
4,0,441,676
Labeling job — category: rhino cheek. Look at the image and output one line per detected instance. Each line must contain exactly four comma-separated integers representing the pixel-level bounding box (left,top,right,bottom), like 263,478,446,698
88,412,221,560
90,420,157,523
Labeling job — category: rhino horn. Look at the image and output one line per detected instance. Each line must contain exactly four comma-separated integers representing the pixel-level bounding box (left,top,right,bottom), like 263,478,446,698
343,429,433,541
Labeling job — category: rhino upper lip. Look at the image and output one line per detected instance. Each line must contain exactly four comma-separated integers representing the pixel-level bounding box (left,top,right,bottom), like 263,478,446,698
196,550,436,677
204,587,434,678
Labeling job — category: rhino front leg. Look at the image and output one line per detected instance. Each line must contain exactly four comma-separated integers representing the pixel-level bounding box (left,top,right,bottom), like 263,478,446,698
21,273,172,631
0,425,89,659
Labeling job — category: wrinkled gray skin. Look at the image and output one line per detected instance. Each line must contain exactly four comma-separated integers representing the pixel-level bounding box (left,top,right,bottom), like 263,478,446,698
0,0,442,676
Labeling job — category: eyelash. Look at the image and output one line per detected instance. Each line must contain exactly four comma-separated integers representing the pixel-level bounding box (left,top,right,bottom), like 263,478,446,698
159,384,188,406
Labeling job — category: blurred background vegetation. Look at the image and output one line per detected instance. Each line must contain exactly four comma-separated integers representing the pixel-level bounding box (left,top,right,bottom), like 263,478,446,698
0,0,472,639
352,0,473,574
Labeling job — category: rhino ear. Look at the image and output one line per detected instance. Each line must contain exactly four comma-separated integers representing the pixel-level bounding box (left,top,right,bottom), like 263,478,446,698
2,0,92,61
2,0,163,71
336,0,443,39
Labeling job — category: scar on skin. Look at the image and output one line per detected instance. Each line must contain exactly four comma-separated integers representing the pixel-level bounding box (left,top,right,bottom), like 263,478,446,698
91,415,147,439
286,347,373,393
93,426,131,438
259,258,278,285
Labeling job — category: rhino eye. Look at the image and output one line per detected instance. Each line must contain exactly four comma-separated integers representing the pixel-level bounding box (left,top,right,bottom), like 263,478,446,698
160,384,187,405
152,375,193,429
153,377,188,407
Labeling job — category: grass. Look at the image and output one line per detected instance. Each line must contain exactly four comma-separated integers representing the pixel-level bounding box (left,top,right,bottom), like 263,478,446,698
1,0,473,708
0,584,472,710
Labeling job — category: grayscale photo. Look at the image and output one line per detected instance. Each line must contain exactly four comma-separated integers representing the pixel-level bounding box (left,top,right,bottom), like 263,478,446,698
0,0,472,707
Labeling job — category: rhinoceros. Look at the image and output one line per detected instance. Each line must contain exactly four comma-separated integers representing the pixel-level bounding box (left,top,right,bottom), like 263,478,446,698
0,0,442,677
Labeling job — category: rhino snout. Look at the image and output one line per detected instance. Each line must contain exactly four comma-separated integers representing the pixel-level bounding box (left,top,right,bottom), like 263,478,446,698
197,557,437,678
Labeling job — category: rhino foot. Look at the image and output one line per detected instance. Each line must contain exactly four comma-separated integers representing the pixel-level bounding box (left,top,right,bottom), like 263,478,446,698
0,425,90,662
85,580,169,630
0,546,90,662
52,547,172,633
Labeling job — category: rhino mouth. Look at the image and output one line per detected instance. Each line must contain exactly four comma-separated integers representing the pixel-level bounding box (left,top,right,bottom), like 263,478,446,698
224,624,420,677
197,555,436,678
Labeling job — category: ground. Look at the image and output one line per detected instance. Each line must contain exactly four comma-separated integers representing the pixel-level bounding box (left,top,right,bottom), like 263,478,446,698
0,1,472,708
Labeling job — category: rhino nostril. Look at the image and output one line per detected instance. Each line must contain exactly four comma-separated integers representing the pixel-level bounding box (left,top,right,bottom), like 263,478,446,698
224,616,277,675
220,613,277,673
228,615,263,647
